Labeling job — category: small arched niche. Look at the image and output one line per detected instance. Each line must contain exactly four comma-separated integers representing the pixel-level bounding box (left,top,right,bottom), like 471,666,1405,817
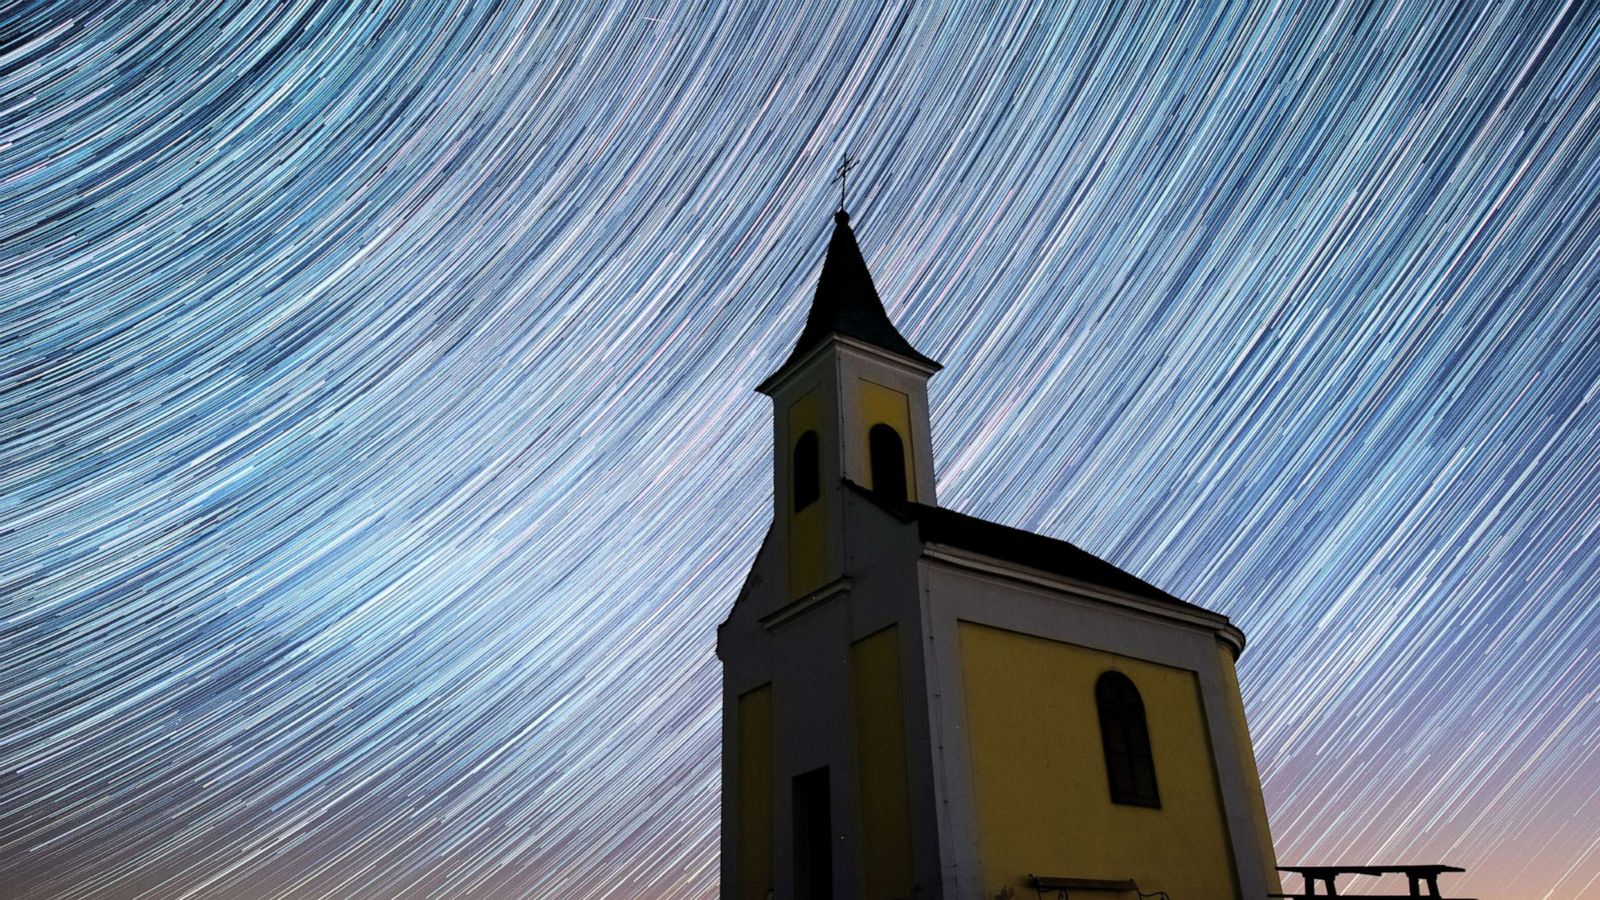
793,430,820,511
868,424,907,503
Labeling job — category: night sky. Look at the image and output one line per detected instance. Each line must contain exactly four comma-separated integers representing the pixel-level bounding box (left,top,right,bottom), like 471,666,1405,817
4,2,1599,898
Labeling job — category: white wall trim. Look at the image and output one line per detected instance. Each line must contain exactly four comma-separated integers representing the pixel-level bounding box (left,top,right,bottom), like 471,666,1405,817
760,577,853,631
921,544,1246,654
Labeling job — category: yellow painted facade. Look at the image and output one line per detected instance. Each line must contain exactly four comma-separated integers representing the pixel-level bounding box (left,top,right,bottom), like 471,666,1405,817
850,627,914,899
786,390,825,597
854,379,916,501
957,622,1240,899
736,685,773,900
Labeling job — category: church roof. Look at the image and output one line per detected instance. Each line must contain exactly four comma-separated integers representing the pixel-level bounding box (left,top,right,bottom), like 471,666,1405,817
775,210,940,373
845,481,1209,616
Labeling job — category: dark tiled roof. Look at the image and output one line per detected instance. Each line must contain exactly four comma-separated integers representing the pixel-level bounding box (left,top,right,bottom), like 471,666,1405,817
778,211,939,372
846,481,1208,615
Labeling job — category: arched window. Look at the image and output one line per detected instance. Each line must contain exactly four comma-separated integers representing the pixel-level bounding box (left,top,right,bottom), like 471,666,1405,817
793,431,819,511
1095,671,1160,807
868,424,907,503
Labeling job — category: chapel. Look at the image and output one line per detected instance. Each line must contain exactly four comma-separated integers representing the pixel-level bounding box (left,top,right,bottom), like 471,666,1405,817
717,208,1281,900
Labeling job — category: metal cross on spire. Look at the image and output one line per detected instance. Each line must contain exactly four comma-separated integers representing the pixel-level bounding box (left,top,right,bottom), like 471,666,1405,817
832,153,858,212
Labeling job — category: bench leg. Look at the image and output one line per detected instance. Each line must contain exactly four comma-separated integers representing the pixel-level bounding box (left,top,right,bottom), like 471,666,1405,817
1407,874,1441,897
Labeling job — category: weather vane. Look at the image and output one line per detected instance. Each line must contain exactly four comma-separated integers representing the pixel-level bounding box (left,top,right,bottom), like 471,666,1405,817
832,153,858,211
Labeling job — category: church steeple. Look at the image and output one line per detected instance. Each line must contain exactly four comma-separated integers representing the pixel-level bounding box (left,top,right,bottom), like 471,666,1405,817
773,210,940,376
757,209,942,598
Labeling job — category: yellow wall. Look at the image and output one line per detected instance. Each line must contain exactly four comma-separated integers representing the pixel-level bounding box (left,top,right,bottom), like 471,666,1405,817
854,380,916,501
850,627,914,899
787,390,825,597
736,685,773,900
957,622,1240,899
1215,644,1282,892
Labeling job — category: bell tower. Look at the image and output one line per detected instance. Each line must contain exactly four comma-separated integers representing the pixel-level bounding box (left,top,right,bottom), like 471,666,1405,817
721,207,945,900
756,209,941,600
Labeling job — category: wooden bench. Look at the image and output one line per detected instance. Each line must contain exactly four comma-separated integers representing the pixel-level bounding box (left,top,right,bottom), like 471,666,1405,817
1274,864,1474,899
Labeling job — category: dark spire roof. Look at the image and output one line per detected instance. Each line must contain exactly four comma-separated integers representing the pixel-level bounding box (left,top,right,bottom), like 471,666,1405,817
776,210,940,372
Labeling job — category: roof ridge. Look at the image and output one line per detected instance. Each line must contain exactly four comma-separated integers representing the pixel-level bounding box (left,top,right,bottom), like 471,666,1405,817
842,479,1206,614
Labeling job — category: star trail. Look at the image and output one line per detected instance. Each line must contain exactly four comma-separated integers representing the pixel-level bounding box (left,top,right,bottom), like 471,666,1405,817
3,2,1599,898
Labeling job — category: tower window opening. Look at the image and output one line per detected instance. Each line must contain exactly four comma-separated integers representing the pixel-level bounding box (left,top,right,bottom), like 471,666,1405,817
868,424,907,503
793,431,820,511
1096,671,1160,807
